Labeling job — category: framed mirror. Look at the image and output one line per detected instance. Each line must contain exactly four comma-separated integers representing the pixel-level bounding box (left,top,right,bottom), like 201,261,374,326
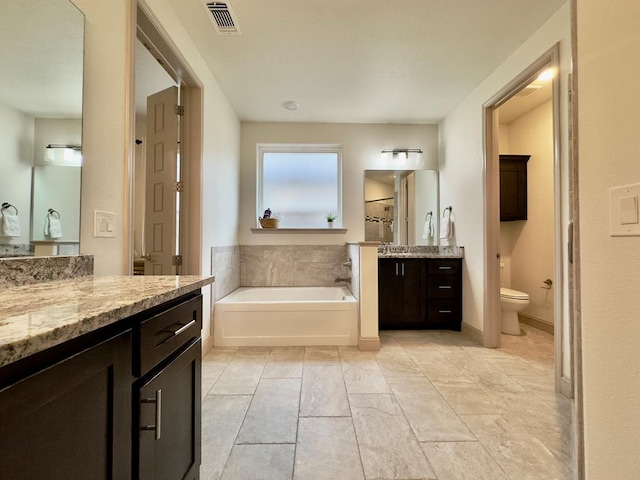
365,170,439,245
0,0,84,257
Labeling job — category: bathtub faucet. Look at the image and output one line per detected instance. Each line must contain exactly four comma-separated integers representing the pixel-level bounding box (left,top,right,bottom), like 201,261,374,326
335,276,351,284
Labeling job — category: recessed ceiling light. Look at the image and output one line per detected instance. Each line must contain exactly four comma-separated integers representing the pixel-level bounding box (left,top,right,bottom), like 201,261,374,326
283,101,299,111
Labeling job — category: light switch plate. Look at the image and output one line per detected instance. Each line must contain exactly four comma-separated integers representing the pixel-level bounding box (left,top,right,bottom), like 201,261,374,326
94,210,116,238
610,183,640,236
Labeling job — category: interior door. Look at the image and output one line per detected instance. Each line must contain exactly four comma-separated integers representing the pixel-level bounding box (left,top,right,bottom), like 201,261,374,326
144,86,179,275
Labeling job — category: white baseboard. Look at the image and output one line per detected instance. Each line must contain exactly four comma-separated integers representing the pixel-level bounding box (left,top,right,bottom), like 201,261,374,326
461,322,484,345
201,334,215,356
359,336,381,351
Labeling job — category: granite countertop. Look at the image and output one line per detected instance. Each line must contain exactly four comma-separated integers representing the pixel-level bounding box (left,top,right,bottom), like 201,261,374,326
377,246,464,259
0,275,214,368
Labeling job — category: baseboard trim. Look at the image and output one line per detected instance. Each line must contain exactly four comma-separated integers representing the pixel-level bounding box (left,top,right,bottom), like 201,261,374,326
359,336,381,351
201,334,215,356
518,312,554,335
461,322,484,345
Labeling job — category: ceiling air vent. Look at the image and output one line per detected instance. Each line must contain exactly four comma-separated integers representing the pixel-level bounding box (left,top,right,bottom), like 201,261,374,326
205,2,241,35
516,84,543,98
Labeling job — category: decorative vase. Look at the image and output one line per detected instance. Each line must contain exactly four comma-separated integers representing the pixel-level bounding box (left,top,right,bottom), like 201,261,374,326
327,221,334,229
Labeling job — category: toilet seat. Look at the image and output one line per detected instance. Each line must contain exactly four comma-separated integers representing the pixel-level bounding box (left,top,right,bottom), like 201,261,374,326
500,288,529,301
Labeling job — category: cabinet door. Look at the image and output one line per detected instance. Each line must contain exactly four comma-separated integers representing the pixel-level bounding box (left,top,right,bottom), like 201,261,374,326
398,259,427,326
0,331,132,480
137,339,201,480
378,258,399,329
500,155,529,221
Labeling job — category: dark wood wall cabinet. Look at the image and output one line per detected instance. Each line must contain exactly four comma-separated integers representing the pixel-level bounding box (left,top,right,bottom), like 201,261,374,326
500,154,530,221
0,292,202,480
378,257,462,331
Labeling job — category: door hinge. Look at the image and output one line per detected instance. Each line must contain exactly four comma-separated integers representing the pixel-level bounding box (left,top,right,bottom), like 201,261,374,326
174,105,185,116
172,255,183,266
175,181,184,192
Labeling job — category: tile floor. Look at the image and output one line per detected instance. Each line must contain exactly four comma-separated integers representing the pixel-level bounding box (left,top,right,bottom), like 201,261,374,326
200,325,574,480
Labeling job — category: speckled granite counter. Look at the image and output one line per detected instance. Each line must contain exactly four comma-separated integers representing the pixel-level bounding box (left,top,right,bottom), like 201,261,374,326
377,245,464,258
0,275,214,368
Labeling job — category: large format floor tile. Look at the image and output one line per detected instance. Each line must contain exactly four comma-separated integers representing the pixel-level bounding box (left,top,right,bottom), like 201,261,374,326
201,325,573,480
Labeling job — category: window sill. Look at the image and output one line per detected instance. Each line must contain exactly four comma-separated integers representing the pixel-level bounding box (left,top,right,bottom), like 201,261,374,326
250,227,348,233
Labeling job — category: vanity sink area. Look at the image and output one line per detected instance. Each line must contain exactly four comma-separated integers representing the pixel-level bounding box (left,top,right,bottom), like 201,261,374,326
377,246,464,331
0,255,214,479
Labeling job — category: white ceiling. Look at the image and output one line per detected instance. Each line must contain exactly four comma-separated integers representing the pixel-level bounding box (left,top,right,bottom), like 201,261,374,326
499,77,553,124
167,0,566,123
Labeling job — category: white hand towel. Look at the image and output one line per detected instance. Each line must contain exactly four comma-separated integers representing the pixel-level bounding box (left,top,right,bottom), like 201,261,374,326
422,217,434,239
378,219,384,238
440,216,452,240
1,214,21,237
45,216,63,239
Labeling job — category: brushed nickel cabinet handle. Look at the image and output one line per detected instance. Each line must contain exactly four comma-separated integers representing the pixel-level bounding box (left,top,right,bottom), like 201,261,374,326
140,389,162,440
438,310,452,314
438,285,452,289
173,319,196,336
438,266,452,270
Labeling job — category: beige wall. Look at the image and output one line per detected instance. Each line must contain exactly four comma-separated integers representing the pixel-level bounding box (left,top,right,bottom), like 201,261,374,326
500,100,555,325
239,122,438,245
439,4,570,338
578,0,640,476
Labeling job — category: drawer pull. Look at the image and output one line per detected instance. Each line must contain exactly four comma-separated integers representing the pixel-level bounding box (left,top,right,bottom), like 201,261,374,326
140,389,162,440
438,310,452,314
173,319,196,336
438,285,452,289
438,266,453,270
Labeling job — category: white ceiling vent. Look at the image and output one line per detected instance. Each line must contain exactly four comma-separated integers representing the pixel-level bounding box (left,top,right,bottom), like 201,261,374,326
516,84,543,98
205,2,241,35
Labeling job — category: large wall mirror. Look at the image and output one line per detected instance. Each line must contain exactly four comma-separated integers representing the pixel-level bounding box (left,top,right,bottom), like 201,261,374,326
0,0,84,257
365,170,439,245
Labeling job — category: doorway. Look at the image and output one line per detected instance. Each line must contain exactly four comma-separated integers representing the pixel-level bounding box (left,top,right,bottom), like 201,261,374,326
132,3,203,276
483,44,573,396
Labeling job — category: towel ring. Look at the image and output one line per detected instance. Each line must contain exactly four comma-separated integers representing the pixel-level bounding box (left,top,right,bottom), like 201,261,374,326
442,206,452,218
425,211,433,221
47,208,60,219
1,202,18,215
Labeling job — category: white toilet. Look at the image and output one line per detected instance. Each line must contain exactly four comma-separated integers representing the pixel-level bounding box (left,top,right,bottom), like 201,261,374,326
500,288,529,335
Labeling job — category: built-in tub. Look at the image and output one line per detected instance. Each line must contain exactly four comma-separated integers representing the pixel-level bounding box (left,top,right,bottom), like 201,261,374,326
213,286,358,347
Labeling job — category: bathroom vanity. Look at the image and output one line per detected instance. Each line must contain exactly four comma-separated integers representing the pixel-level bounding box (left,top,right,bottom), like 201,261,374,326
0,274,213,479
378,247,463,331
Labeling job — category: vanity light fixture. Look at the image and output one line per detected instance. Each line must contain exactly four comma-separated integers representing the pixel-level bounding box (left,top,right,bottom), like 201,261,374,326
44,144,82,163
381,148,423,164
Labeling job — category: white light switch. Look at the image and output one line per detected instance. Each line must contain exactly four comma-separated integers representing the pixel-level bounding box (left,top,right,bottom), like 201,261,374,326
610,183,640,236
94,210,116,238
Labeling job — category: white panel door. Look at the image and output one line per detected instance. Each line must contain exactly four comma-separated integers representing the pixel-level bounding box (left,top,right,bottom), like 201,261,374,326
144,86,178,275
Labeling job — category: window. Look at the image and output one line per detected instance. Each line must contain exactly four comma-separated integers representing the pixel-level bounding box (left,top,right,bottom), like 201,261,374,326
257,145,342,228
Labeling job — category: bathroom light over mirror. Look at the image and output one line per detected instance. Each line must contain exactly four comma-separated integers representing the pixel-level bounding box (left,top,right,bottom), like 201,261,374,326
0,0,84,257
364,169,439,245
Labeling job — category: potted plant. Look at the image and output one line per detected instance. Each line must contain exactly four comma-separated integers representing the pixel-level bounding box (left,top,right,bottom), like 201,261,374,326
326,212,337,228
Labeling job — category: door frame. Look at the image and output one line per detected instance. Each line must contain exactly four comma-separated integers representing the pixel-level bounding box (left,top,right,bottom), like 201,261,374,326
482,44,570,392
130,2,203,276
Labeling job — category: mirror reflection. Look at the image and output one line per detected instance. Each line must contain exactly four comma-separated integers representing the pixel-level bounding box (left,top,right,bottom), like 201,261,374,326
0,0,84,257
365,170,439,245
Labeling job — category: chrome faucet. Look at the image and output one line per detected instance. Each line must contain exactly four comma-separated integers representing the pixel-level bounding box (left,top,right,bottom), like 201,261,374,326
335,276,351,284
342,257,352,269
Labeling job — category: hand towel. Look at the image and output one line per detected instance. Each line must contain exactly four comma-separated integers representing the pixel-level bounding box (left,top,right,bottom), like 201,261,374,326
1,214,21,237
378,219,384,237
440,216,453,240
44,215,63,239
422,217,433,239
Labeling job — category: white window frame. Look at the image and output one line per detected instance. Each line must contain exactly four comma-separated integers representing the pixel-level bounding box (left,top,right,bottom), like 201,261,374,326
256,144,343,228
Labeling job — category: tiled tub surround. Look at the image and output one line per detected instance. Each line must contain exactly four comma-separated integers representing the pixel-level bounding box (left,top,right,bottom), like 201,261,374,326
211,246,241,301
346,243,360,301
0,274,214,367
240,245,351,288
0,254,94,288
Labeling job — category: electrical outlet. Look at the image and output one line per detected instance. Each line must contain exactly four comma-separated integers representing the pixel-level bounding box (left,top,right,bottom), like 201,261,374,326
94,210,116,238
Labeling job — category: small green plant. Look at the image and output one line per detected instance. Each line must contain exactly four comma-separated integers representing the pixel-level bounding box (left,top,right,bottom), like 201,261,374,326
326,212,337,222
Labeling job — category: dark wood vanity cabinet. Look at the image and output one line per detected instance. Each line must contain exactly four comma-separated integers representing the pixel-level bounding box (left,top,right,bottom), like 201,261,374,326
500,154,530,221
379,257,462,330
378,258,427,329
0,292,202,480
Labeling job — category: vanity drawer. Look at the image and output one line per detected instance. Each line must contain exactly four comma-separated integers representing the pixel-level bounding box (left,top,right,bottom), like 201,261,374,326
427,299,461,326
427,277,459,298
428,258,461,275
138,295,202,377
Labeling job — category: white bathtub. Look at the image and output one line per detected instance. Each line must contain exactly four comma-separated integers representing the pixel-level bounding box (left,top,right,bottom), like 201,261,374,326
213,286,358,347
